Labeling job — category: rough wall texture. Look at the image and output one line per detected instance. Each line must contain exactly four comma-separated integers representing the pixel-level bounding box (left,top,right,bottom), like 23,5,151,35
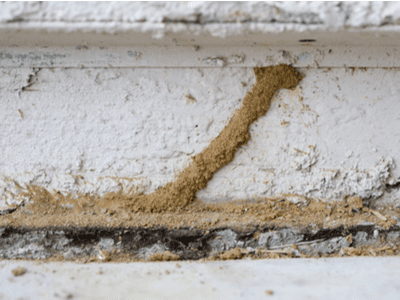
1,2,400,209
1,2,400,47
1,64,400,208
1,1,400,27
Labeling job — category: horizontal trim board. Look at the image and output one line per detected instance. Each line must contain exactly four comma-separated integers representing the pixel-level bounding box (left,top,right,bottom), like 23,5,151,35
1,46,400,68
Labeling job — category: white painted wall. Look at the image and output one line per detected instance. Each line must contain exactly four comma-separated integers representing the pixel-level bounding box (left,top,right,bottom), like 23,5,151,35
1,2,400,209
2,1,400,47
1,1,400,28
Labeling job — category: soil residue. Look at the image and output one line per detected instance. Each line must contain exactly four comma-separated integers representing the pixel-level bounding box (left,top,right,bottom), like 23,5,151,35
12,267,27,276
220,247,243,260
2,190,398,230
148,251,180,262
128,64,302,212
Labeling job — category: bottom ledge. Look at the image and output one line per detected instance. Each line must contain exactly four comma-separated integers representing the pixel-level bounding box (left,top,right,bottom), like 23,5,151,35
1,223,399,262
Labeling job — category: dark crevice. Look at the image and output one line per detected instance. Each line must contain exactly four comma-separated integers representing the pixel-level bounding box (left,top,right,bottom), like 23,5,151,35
299,39,316,43
162,13,201,24
6,17,26,23
161,12,323,25
21,68,41,92
302,225,377,242
0,207,18,216
2,224,399,257
386,180,400,192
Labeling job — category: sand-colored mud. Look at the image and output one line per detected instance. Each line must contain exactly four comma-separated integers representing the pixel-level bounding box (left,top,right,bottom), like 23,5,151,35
128,64,302,212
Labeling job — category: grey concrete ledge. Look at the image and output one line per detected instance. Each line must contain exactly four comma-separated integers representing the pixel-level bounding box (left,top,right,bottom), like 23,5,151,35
1,224,399,261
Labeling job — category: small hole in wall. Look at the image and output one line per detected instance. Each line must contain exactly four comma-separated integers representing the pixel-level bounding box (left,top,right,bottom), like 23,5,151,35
299,39,316,43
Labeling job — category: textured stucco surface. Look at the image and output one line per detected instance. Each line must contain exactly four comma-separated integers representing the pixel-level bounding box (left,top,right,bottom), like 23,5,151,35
1,2,400,47
1,63,400,208
1,1,400,27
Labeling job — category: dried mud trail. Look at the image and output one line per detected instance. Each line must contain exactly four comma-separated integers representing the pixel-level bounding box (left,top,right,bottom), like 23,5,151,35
128,64,303,212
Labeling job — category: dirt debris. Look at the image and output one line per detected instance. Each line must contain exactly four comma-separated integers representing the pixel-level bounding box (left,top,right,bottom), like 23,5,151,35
345,234,353,244
220,247,243,260
1,189,399,230
12,267,27,276
265,290,274,296
347,196,364,210
148,251,180,262
341,245,398,257
369,209,388,221
95,244,112,262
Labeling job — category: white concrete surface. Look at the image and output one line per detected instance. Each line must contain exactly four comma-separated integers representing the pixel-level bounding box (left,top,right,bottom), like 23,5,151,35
1,257,400,300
